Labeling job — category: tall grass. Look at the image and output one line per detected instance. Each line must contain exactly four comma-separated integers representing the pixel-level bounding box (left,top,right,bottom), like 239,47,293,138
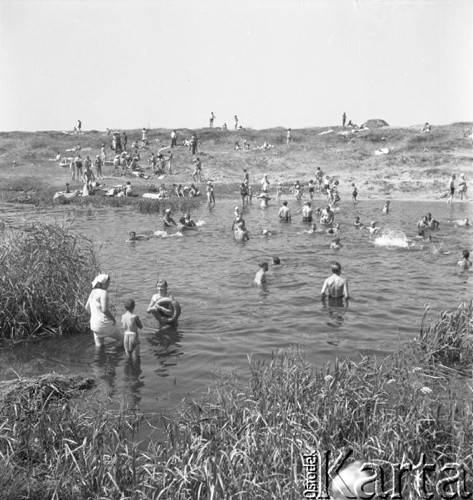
0,222,99,341
416,302,473,368
0,304,472,498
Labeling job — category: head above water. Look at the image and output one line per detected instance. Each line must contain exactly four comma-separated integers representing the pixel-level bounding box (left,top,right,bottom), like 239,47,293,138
463,250,470,259
258,261,269,271
272,256,281,265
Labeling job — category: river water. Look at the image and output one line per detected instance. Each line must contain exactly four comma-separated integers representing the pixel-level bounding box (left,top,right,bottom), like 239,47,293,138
0,197,471,416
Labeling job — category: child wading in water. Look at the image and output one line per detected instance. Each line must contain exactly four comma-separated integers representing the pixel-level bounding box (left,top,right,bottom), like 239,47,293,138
121,298,143,360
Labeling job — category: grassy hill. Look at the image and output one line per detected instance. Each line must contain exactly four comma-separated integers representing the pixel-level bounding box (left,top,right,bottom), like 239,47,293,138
0,122,471,204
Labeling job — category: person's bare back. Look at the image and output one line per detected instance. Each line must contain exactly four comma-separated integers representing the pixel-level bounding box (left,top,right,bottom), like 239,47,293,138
321,262,349,302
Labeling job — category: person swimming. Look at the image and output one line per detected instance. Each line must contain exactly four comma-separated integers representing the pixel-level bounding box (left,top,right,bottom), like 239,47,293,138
330,238,342,250
449,218,470,227
353,216,363,229
302,222,318,234
458,249,472,270
126,231,149,242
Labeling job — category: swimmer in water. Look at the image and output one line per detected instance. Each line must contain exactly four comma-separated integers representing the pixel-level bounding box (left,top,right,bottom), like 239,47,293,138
302,222,318,234
353,216,363,229
426,213,440,229
278,201,291,222
234,221,250,241
449,218,470,227
163,208,178,228
254,261,269,285
330,238,342,250
320,205,334,225
366,221,380,235
272,256,281,265
231,215,247,232
179,213,197,228
416,216,429,230
458,250,472,270
146,280,179,327
299,201,313,222
121,298,143,360
126,231,150,242
326,223,340,236
321,262,349,306
382,201,390,214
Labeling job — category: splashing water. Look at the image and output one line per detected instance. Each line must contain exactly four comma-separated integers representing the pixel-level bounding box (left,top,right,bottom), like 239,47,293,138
374,229,409,248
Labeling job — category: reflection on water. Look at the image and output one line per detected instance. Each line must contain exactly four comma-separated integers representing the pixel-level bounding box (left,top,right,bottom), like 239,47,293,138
0,199,470,414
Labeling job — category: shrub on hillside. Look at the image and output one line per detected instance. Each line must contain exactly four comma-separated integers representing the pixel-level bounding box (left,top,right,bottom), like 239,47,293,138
0,222,99,341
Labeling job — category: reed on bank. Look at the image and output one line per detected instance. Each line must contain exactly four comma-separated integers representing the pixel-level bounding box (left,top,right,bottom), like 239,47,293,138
0,222,99,341
0,304,471,499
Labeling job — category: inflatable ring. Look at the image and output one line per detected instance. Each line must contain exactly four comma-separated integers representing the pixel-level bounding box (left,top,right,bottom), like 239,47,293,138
153,297,181,326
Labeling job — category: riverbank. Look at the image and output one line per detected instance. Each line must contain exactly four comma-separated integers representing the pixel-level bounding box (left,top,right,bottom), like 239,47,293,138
0,123,472,210
1,303,472,499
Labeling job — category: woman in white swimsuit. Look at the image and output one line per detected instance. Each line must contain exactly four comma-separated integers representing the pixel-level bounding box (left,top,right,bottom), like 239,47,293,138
85,274,122,347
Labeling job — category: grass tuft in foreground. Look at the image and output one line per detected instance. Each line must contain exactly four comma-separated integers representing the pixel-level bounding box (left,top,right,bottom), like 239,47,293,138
0,304,472,498
0,222,99,341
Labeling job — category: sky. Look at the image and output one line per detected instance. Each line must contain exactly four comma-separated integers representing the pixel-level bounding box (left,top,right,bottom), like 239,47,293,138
0,0,472,132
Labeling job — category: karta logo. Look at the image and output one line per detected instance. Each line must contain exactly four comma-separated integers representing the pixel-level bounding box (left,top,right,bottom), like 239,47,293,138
302,450,472,499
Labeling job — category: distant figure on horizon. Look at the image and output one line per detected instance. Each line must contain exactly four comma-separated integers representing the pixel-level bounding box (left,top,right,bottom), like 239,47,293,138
209,112,216,128
77,119,82,134
421,122,431,133
234,115,239,130
170,129,177,148
342,112,346,128
286,128,292,144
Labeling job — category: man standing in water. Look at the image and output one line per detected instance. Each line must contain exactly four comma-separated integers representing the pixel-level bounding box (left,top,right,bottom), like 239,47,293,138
321,262,349,306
